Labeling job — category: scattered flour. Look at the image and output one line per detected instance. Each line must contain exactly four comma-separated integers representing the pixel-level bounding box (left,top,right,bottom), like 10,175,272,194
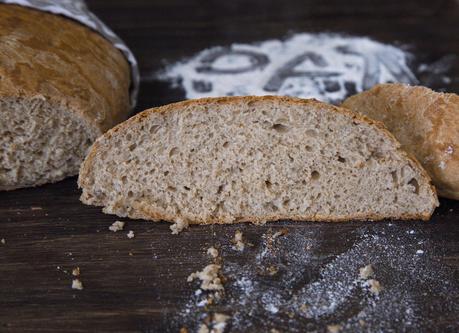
171,224,459,332
158,33,417,104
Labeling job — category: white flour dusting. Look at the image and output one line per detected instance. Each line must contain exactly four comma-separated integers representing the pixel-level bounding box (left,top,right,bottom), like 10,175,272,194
171,224,459,332
158,33,417,103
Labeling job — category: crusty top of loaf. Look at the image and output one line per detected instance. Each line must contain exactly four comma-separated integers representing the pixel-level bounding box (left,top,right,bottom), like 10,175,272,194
342,83,459,199
0,4,131,134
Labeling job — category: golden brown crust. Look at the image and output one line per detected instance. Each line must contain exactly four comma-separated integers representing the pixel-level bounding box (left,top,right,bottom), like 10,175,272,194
79,95,438,223
0,4,131,134
343,83,459,200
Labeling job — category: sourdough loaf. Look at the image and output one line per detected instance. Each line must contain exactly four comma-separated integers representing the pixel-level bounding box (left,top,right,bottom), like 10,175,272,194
342,83,459,200
0,4,131,190
79,96,438,224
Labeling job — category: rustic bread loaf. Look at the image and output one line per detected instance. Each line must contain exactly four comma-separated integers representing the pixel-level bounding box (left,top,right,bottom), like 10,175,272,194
0,4,131,190
79,96,438,225
342,83,459,200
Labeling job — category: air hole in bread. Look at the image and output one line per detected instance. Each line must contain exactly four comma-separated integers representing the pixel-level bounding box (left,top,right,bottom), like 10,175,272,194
149,125,159,134
311,170,320,180
305,145,312,152
391,171,398,185
169,147,178,157
265,180,272,190
272,123,289,133
337,156,346,163
408,178,420,195
223,141,229,148
306,129,317,137
217,184,224,194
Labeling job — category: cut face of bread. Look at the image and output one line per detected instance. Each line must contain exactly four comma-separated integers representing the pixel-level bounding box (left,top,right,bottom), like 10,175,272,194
0,97,98,190
342,84,459,200
79,96,438,224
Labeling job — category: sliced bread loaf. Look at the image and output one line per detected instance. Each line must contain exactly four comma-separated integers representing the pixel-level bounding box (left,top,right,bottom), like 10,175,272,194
79,96,438,225
342,83,459,199
0,5,131,190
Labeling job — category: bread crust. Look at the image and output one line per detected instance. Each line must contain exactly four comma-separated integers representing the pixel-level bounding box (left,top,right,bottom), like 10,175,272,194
79,95,438,223
343,83,459,200
0,4,131,134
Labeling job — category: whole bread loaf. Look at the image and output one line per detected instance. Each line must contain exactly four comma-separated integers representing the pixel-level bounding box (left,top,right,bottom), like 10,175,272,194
0,4,131,190
342,83,459,200
79,96,438,225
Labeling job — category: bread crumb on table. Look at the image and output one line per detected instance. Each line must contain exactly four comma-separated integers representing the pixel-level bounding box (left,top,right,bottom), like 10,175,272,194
109,221,125,232
187,264,224,291
211,313,230,333
30,206,43,211
1,238,5,245
207,246,219,258
197,324,209,333
72,267,80,277
367,279,382,295
71,279,83,290
359,264,374,279
170,218,189,234
232,230,245,251
327,324,342,333
127,230,135,239
198,313,230,333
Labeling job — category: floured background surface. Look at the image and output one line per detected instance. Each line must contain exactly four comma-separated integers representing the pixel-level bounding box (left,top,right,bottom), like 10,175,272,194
0,1,458,332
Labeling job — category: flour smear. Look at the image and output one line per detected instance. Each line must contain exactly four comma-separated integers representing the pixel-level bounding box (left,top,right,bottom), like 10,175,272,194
158,33,418,103
169,224,459,332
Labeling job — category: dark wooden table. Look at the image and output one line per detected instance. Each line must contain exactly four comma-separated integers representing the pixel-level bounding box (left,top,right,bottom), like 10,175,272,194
1,1,459,332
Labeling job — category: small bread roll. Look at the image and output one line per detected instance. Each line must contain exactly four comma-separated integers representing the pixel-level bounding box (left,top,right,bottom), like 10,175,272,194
0,4,131,190
343,83,459,199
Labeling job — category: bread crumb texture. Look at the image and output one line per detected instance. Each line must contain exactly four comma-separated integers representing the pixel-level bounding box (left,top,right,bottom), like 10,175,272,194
187,264,224,291
71,279,83,290
79,96,438,224
109,221,125,232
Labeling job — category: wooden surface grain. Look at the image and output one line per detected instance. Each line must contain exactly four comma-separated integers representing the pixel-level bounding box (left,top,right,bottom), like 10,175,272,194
1,1,459,332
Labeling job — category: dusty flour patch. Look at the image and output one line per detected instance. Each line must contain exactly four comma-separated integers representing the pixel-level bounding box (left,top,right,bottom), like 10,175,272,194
171,224,458,332
158,33,418,104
